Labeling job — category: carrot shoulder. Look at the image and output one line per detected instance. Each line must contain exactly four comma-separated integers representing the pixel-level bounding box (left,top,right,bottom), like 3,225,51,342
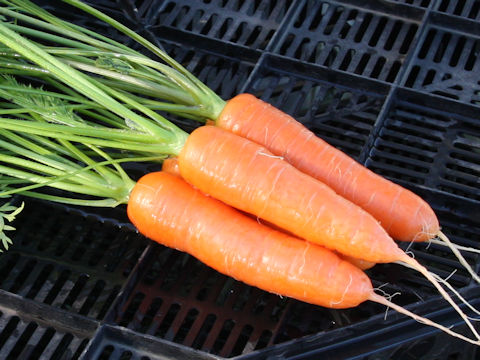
127,171,372,309
216,94,439,242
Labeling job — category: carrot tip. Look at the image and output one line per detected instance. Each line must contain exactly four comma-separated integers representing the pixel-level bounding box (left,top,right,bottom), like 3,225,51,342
399,254,480,341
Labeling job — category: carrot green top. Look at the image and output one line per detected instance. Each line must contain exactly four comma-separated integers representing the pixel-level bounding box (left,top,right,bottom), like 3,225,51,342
0,0,231,205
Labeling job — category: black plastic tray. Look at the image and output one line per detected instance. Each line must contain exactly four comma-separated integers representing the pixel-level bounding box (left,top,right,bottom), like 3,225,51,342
1,0,480,359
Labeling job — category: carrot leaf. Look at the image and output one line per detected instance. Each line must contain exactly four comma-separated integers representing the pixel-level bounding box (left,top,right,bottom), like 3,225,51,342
0,197,23,252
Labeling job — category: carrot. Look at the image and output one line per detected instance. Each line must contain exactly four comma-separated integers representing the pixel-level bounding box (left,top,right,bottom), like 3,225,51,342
216,95,480,282
178,126,479,338
162,157,376,270
215,94,439,243
127,171,480,345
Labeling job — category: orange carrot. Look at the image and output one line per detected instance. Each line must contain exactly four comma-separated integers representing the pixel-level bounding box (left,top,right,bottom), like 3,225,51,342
127,171,480,344
177,126,479,338
215,94,439,243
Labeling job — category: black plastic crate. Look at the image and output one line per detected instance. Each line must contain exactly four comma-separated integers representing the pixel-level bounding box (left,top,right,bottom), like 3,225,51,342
369,88,480,201
0,201,148,320
402,11,480,105
81,325,217,359
145,0,294,50
0,290,95,359
271,0,423,83
435,0,480,19
2,0,480,359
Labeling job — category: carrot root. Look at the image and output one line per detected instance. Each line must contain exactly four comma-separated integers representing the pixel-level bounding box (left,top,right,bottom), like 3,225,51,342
370,292,480,346
400,254,480,340
430,272,480,319
429,239,480,255
431,231,480,284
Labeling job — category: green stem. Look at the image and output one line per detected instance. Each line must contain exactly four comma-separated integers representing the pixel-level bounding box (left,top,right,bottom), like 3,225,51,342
0,119,180,154
0,22,184,143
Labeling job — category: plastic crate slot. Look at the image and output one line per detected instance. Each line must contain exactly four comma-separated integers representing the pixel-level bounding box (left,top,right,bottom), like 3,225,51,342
385,61,402,83
159,253,192,291
434,32,452,63
306,2,328,31
422,69,436,86
450,35,467,66
6,322,38,359
324,6,344,35
195,270,221,301
339,9,359,38
469,1,480,18
98,344,114,359
354,12,373,43
96,284,122,319
0,254,19,286
369,17,388,47
231,286,252,312
173,308,200,343
217,17,232,38
61,274,89,311
211,319,235,355
191,314,217,350
0,317,20,351
42,269,72,305
354,53,370,74
385,20,403,50
78,280,106,316
254,329,273,350
9,258,37,294
339,48,355,70
201,13,216,35
138,297,163,334
27,327,56,360
118,292,146,328
25,263,54,300
323,45,340,67
230,324,254,356
464,39,479,70
388,60,406,83
155,303,181,339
